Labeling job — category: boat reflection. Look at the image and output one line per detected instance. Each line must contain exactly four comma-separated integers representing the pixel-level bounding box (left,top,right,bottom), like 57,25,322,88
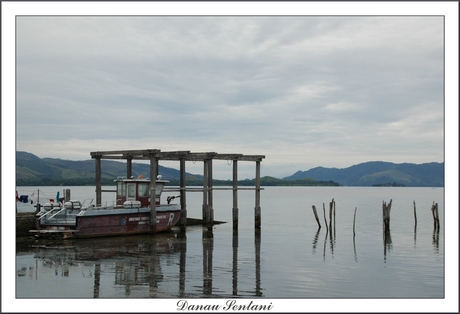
18,228,263,298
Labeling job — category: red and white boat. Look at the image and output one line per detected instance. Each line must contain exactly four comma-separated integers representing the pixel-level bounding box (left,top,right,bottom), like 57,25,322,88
31,176,181,239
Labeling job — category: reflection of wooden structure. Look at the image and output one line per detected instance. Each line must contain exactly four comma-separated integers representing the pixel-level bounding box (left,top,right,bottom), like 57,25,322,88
30,230,262,298
90,150,265,231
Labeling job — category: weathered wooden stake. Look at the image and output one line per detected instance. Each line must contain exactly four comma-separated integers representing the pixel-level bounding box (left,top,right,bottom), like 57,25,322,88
333,198,336,223
329,200,333,225
311,205,321,229
382,199,392,230
322,203,328,234
413,200,417,227
431,202,440,232
353,207,357,236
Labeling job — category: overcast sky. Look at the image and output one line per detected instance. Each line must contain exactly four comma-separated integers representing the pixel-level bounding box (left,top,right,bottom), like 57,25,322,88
6,3,457,180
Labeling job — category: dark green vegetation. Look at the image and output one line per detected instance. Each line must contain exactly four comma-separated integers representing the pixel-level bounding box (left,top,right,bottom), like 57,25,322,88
16,152,443,187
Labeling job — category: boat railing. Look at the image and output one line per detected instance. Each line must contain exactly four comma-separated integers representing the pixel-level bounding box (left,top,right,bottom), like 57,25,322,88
46,207,68,220
37,208,61,220
37,207,80,225
85,200,118,210
80,198,94,206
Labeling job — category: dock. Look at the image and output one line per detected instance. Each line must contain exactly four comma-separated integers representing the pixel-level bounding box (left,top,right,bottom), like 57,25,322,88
90,149,265,232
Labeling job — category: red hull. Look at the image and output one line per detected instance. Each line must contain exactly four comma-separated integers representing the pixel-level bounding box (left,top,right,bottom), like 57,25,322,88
37,210,181,239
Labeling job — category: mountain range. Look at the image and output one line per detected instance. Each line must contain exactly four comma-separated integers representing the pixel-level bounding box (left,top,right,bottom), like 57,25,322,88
283,161,444,187
15,151,443,187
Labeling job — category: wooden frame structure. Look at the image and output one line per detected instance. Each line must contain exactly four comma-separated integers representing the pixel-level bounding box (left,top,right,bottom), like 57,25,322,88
90,149,265,231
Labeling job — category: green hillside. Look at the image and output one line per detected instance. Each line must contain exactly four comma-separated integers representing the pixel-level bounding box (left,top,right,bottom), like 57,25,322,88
16,152,442,187
15,151,340,187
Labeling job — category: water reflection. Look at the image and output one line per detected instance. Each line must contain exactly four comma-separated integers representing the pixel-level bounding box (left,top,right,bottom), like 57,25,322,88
202,229,213,295
383,222,393,262
432,226,440,253
17,229,263,298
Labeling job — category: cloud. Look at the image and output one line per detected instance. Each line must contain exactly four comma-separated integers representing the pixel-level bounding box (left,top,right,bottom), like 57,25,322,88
12,12,447,179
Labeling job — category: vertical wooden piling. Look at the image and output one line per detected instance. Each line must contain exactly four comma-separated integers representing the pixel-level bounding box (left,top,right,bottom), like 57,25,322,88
322,203,328,234
431,202,440,232
149,156,158,231
179,156,187,232
126,156,133,178
202,160,208,224
95,156,102,206
64,189,71,202
413,200,417,227
207,159,214,230
254,160,261,228
382,199,392,230
232,159,239,230
312,205,321,228
353,207,357,236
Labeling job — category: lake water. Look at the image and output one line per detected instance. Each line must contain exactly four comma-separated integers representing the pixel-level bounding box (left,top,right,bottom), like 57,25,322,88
11,186,452,311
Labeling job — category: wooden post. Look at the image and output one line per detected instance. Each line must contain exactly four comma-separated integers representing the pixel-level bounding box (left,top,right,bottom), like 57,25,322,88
202,160,208,224
64,189,71,202
413,200,417,227
149,155,157,233
95,156,102,206
353,207,357,236
179,156,187,232
207,159,214,230
127,156,132,178
254,160,261,228
322,203,328,234
312,205,321,229
431,202,440,232
232,159,238,230
353,206,358,262
382,199,392,230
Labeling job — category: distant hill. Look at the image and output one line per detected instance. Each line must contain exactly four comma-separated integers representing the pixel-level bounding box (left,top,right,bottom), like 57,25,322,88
16,151,202,186
16,152,338,187
16,152,443,187
283,161,444,187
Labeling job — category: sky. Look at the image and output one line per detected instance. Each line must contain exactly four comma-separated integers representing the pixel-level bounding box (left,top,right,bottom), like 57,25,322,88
4,2,458,182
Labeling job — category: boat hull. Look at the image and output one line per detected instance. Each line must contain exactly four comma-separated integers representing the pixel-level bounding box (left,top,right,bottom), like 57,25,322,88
33,205,181,239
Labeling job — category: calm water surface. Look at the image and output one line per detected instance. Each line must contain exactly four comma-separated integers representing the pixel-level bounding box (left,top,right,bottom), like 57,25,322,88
16,186,444,300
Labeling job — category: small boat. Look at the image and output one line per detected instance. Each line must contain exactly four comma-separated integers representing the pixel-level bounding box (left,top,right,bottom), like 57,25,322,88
30,176,181,239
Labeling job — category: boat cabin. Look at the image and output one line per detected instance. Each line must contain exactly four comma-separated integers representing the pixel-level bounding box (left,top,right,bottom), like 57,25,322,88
115,176,168,208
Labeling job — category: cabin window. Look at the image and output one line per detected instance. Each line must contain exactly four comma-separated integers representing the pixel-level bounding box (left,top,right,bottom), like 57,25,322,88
138,183,150,197
117,181,126,197
127,184,136,199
